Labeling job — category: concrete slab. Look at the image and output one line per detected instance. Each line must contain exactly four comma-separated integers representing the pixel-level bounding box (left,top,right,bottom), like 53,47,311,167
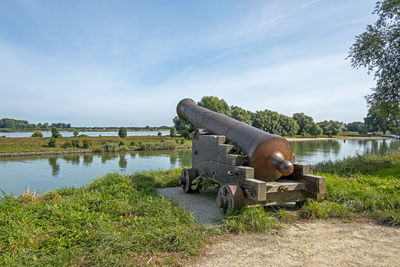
157,187,223,225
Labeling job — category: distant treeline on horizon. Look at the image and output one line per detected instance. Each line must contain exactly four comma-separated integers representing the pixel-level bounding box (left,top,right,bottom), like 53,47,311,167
0,118,171,132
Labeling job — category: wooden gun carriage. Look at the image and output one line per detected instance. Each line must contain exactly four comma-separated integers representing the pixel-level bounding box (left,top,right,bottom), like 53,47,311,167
177,99,325,213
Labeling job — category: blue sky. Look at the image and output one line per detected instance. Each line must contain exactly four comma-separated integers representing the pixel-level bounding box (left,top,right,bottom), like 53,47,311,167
0,0,376,126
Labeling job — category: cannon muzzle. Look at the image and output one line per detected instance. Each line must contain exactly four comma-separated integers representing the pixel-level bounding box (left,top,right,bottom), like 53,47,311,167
177,98,294,181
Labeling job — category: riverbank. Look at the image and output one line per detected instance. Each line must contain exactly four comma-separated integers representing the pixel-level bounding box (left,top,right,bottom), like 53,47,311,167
0,145,191,158
0,135,190,155
1,152,399,265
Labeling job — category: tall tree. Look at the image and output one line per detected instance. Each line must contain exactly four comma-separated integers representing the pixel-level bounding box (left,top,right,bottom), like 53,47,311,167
230,105,253,125
293,113,315,136
118,127,127,138
198,96,231,116
349,0,400,124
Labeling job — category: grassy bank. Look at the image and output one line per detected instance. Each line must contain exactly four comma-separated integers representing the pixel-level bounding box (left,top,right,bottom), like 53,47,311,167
1,152,399,265
0,170,208,266
300,152,400,225
0,136,191,154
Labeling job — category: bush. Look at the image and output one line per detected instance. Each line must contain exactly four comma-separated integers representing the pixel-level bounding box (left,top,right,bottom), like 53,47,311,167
118,127,127,138
48,137,56,147
73,129,79,136
180,138,185,144
130,141,138,147
51,127,61,138
71,139,80,148
157,131,162,136
119,141,125,147
61,141,72,148
31,131,43,137
82,139,91,149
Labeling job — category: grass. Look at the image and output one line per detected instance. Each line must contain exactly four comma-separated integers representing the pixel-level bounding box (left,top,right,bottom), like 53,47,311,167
0,170,208,266
300,152,400,225
1,152,399,265
0,136,191,154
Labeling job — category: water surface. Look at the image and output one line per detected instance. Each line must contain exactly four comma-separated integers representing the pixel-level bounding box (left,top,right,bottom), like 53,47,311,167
0,139,398,195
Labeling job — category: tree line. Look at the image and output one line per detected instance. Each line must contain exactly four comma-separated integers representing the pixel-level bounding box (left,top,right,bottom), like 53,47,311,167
171,96,345,139
0,118,71,131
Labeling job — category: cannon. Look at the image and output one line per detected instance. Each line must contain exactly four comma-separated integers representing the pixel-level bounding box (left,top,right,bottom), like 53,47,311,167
177,98,326,213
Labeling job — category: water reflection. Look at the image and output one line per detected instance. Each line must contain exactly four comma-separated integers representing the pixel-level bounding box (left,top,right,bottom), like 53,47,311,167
1,139,399,195
289,139,400,165
119,153,127,169
48,157,60,176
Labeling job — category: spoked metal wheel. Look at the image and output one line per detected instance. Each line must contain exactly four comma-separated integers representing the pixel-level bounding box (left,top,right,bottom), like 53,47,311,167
178,168,199,193
216,184,245,214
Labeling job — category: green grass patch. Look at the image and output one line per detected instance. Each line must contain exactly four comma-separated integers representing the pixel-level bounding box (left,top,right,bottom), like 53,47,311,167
0,170,207,266
0,136,191,154
303,152,400,225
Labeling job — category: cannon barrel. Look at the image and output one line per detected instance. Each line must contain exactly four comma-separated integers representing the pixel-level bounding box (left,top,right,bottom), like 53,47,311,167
177,98,294,182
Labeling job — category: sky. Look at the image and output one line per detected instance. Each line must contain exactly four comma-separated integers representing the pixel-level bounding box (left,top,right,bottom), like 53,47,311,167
0,0,377,127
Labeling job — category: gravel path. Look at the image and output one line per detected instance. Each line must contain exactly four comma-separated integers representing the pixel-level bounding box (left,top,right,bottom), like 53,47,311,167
190,220,400,267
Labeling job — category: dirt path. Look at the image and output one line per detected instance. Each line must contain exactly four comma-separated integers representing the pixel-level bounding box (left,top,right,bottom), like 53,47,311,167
190,220,400,267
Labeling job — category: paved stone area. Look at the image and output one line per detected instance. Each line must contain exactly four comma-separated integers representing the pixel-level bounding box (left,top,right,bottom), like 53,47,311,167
156,187,223,225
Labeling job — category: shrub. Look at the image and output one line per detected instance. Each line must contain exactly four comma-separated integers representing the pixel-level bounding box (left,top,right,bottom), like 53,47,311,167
130,141,137,147
73,129,79,137
51,127,61,138
71,139,80,148
157,131,162,136
78,134,89,138
31,131,43,137
62,141,72,148
180,138,185,144
118,127,127,138
82,139,91,149
119,141,125,147
48,137,56,147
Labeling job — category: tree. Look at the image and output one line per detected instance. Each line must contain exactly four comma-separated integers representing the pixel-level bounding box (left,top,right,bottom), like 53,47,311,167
198,96,231,116
73,129,79,137
318,120,342,137
51,127,61,138
346,121,368,134
230,106,253,125
118,127,127,138
157,131,162,136
293,113,315,136
349,0,400,123
364,102,400,133
169,127,176,137
252,109,299,136
309,123,323,137
173,116,195,139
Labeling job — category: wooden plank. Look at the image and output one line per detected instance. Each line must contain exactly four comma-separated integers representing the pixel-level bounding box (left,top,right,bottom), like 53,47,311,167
242,179,266,202
303,174,326,201
289,164,312,179
265,179,305,193
265,190,307,205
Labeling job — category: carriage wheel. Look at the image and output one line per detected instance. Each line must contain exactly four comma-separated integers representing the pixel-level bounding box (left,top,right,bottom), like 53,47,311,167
216,184,245,214
178,168,199,193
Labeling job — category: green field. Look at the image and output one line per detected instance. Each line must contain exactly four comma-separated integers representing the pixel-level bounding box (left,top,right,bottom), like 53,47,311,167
1,152,399,265
0,136,191,154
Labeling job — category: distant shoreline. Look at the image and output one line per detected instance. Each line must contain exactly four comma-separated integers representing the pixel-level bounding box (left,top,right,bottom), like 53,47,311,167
0,146,191,158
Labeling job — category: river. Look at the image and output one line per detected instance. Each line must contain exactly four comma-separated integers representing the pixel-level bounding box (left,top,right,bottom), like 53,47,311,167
0,139,399,195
